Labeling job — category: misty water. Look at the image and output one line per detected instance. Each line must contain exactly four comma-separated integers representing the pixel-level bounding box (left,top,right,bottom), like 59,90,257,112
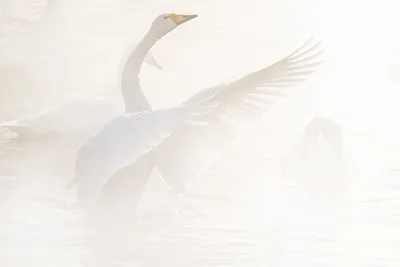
1,0,400,266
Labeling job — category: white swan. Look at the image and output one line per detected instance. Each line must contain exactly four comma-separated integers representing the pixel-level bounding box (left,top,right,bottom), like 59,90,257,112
69,13,324,214
281,117,346,196
0,50,163,141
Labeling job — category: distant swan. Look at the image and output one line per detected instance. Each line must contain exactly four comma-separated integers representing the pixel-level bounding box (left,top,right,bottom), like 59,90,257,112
0,50,162,141
69,13,324,215
281,116,346,196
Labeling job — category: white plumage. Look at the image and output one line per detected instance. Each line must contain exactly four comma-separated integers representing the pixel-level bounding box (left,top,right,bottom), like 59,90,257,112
71,103,213,209
70,13,324,213
281,117,347,197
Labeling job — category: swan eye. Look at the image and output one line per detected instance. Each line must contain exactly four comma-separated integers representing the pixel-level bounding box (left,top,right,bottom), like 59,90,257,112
164,16,169,20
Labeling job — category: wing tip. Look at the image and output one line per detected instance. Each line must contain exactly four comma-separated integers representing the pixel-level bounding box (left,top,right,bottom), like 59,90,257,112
289,37,325,60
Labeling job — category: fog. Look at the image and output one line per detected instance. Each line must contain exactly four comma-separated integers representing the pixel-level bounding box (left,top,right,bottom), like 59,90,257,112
1,0,400,266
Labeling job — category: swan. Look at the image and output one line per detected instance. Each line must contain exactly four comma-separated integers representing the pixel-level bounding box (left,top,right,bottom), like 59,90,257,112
0,50,163,141
69,13,324,215
281,116,346,196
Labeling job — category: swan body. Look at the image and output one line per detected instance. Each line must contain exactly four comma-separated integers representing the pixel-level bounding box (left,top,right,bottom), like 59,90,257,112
0,51,163,141
70,13,200,211
73,104,210,210
0,96,119,138
281,117,346,195
71,12,324,213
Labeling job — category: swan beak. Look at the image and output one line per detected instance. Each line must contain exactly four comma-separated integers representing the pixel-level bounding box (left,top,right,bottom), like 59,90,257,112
168,14,198,25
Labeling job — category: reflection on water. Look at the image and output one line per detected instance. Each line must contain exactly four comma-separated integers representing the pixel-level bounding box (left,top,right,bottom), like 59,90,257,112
1,0,400,266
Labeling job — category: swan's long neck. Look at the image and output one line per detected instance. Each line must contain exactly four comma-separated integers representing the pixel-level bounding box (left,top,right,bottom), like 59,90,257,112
121,29,160,113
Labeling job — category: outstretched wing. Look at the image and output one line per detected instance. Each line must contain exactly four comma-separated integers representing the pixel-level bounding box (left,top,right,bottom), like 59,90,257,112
155,39,324,189
185,38,323,114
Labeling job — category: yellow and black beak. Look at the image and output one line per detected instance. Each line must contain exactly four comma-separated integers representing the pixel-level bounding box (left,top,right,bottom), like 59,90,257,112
168,13,198,25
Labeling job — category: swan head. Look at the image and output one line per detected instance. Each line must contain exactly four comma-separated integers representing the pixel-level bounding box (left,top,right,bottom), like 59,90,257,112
149,13,198,36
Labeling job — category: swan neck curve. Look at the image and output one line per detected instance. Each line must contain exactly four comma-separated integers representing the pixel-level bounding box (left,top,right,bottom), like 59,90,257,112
121,29,161,113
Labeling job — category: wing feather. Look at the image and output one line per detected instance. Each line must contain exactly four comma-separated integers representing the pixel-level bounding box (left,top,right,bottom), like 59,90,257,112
156,39,324,186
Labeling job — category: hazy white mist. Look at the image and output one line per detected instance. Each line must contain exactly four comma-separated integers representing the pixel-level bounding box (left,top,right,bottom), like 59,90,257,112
1,0,400,266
